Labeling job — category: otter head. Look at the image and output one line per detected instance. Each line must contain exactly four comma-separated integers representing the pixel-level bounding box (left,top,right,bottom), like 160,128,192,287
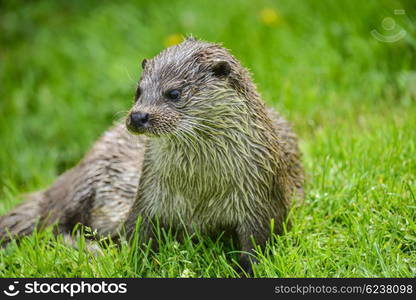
126,38,254,138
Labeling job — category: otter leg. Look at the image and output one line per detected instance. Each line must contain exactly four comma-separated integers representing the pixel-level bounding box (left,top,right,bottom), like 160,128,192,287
236,224,269,276
126,216,159,253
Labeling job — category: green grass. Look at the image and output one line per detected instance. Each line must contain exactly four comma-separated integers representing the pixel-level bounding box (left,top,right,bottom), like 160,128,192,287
0,0,415,277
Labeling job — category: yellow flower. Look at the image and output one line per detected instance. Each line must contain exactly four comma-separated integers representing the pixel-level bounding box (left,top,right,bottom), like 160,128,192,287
164,34,183,47
259,8,281,26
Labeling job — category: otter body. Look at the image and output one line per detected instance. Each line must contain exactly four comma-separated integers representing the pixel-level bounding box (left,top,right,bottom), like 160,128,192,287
124,39,304,272
1,39,303,274
0,123,143,244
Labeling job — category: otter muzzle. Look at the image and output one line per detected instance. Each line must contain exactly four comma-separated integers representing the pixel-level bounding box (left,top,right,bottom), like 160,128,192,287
126,111,149,134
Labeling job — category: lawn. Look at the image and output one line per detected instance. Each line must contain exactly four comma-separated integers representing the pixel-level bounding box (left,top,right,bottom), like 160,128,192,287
0,0,415,277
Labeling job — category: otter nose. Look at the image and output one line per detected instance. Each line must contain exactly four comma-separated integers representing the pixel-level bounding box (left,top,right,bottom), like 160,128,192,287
130,112,149,128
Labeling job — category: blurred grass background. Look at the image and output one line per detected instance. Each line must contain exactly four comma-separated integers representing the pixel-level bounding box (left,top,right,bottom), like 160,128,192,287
0,0,415,277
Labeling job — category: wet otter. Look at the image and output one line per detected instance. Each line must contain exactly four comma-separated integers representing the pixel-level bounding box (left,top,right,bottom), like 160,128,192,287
0,38,303,274
123,38,304,273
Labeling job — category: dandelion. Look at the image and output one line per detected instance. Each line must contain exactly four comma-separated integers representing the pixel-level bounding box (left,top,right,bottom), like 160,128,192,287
259,8,281,26
164,33,183,47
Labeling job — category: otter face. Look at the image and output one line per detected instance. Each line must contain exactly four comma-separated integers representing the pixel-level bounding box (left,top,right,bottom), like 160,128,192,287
126,39,242,137
125,79,184,136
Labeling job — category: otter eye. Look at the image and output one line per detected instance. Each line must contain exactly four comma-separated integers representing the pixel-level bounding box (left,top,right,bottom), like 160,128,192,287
165,89,180,101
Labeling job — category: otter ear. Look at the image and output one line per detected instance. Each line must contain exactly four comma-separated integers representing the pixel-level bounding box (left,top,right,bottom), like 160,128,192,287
211,60,231,77
186,35,197,42
141,59,148,69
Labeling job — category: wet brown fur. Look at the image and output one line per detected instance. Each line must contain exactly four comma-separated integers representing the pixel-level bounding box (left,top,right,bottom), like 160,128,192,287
124,38,304,273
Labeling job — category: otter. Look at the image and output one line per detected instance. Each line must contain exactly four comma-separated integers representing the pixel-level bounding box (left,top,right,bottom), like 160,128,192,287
0,38,303,274
123,38,304,273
